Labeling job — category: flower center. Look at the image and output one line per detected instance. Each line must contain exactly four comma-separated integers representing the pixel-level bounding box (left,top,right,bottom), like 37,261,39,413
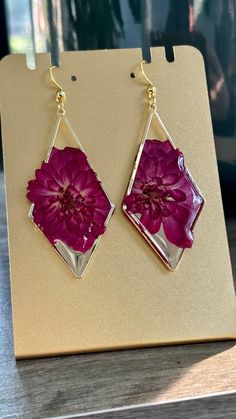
143,183,162,201
142,182,174,208
58,185,84,214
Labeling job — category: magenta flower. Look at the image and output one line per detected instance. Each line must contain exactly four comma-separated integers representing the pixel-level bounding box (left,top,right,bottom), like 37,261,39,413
27,147,111,253
123,140,204,248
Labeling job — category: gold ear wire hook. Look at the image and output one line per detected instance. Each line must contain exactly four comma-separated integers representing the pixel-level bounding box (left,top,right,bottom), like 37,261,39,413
49,66,66,114
140,60,157,108
140,60,153,87
49,66,64,91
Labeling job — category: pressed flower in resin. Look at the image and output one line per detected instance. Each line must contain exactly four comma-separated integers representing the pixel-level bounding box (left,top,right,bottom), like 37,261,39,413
123,139,204,250
27,146,111,254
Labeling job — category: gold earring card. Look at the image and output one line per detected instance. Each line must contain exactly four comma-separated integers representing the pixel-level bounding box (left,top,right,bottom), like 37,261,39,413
0,47,235,359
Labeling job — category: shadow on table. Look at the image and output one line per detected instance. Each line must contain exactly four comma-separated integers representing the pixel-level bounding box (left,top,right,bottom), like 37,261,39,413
5,341,236,417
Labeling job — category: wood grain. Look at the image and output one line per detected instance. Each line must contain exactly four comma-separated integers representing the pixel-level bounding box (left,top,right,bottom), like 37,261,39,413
0,173,236,419
75,393,236,418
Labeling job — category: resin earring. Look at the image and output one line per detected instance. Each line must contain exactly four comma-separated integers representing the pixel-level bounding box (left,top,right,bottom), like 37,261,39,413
27,67,114,277
122,60,205,270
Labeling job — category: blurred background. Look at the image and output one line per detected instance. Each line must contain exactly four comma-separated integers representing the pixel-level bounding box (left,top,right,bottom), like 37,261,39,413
1,0,236,216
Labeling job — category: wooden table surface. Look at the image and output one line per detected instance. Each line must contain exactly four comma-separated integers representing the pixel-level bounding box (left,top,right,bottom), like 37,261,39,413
0,173,236,419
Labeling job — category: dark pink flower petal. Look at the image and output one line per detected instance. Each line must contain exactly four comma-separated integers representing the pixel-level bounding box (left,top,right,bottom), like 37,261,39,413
164,202,190,225
26,180,57,202
47,179,61,191
49,147,88,172
156,158,167,178
123,193,145,214
163,213,193,248
169,189,186,202
144,139,173,157
162,173,179,186
140,211,161,235
59,166,72,185
140,211,152,230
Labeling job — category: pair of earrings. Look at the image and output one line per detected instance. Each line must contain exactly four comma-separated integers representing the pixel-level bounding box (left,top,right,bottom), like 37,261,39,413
26,61,205,278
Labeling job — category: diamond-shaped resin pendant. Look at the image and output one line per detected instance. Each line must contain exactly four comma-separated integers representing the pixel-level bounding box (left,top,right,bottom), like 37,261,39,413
122,62,205,270
27,68,114,277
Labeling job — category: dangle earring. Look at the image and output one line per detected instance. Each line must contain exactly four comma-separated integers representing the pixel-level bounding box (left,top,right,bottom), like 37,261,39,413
27,67,115,278
122,60,205,270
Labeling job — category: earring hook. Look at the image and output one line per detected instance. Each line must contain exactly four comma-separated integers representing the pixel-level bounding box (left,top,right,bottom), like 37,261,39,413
49,66,64,91
140,60,153,87
49,66,66,115
139,60,156,109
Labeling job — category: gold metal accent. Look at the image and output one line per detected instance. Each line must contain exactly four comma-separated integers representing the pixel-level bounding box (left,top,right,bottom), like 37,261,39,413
140,60,157,109
140,60,153,86
49,66,66,115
